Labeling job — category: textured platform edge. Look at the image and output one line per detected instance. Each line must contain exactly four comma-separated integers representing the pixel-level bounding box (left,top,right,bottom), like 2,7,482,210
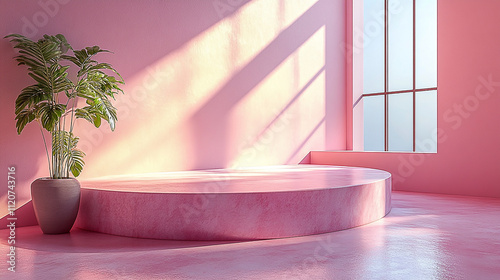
76,167,392,240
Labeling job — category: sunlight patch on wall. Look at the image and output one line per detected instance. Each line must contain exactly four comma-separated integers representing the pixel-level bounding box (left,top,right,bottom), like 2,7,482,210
227,0,318,71
76,0,326,177
228,26,326,167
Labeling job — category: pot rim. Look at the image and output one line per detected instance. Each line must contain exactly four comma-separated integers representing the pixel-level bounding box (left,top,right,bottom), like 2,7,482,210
36,177,79,181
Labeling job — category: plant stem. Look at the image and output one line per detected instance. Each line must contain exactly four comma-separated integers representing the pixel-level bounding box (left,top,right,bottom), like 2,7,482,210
58,120,62,178
69,95,77,133
39,122,52,177
68,94,77,177
63,98,68,178
52,130,57,178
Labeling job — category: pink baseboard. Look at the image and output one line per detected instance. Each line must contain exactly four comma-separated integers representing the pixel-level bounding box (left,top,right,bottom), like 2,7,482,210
75,165,391,240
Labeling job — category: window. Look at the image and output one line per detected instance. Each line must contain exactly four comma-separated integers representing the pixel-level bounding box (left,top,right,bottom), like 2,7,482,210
357,0,437,152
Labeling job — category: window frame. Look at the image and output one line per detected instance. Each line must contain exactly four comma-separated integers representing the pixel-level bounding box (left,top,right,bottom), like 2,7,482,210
348,0,437,152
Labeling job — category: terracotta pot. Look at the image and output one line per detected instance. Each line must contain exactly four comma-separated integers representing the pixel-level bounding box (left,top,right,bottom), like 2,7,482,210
31,178,81,234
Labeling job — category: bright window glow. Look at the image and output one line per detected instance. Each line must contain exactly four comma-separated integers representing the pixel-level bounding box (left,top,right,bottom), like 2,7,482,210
360,0,437,152
416,0,437,88
363,0,385,94
415,90,437,152
388,92,413,151
388,0,413,91
363,96,385,151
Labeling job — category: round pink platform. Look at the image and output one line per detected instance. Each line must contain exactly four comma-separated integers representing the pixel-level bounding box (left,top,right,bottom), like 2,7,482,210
75,165,391,240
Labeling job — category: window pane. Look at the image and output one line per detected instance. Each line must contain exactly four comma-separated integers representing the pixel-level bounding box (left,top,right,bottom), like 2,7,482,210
416,0,437,88
388,93,413,151
363,95,385,151
415,90,437,152
363,0,385,94
388,0,413,91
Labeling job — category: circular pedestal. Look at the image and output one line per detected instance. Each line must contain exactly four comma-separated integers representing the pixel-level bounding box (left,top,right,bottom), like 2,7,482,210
76,165,391,240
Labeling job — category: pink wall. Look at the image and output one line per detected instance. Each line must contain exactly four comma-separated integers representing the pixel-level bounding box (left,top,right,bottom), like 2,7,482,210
312,0,500,198
0,0,347,217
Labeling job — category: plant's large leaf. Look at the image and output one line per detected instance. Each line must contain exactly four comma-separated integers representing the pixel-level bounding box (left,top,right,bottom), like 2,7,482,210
51,131,85,177
69,46,114,78
75,106,102,128
39,40,61,63
92,114,102,128
36,102,66,131
50,65,73,93
5,35,42,64
68,149,85,177
87,63,123,79
52,34,72,53
86,46,110,56
15,85,51,114
14,108,36,134
54,65,70,78
72,47,106,70
85,71,123,99
28,72,51,89
52,130,72,155
74,107,93,123
73,49,87,65
52,130,77,156
75,81,96,100
14,52,44,68
5,34,63,65
93,97,117,131
61,54,81,67
75,69,121,130
6,34,74,97
6,33,126,178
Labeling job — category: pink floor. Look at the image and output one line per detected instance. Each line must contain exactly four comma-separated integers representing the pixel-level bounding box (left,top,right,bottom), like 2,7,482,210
2,191,500,279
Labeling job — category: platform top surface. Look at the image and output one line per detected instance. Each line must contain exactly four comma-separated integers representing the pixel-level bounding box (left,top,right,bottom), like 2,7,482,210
81,165,391,194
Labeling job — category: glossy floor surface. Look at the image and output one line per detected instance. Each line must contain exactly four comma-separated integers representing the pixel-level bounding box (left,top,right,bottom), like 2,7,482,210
1,191,499,279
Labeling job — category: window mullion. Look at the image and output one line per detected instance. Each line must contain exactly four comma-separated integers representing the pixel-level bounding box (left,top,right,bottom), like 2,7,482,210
384,0,388,151
413,0,416,152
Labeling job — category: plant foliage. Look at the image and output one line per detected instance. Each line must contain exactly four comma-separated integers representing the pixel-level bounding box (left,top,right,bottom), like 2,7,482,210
5,34,124,178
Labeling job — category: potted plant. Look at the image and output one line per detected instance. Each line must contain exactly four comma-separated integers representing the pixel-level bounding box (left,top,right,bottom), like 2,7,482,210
5,34,124,234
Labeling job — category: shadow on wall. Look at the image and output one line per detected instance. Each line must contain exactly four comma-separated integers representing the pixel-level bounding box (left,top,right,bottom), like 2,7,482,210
0,0,252,218
74,0,341,177
189,0,330,169
0,0,346,220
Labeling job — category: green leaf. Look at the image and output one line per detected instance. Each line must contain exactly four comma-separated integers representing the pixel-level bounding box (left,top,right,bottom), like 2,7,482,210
73,49,88,65
51,131,85,177
86,46,109,56
36,102,66,131
15,85,50,114
61,54,81,67
6,33,125,178
52,130,70,155
14,108,36,134
75,107,94,123
68,149,85,177
76,83,96,100
94,97,117,131
54,34,72,53
55,65,70,77
93,115,102,127
28,72,50,88
75,106,103,128
14,53,44,68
